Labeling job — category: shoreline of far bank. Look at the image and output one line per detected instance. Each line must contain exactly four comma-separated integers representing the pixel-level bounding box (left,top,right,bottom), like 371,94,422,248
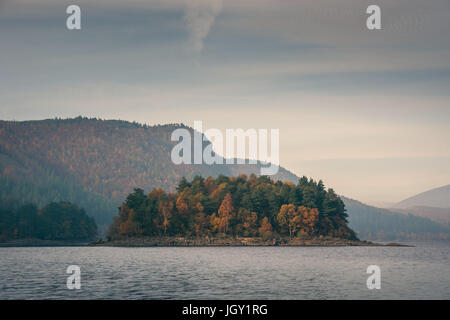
0,239,90,247
89,236,411,247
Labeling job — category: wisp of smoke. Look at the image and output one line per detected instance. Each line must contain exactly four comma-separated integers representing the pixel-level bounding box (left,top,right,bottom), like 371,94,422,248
184,0,223,52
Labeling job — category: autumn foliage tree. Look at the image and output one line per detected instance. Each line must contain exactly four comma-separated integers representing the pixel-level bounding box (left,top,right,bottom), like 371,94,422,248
218,193,234,234
258,217,273,239
277,204,302,238
299,206,319,236
236,208,258,237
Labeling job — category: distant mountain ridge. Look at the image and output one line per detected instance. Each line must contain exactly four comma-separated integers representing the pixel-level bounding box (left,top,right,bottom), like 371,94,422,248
394,185,450,209
390,185,450,227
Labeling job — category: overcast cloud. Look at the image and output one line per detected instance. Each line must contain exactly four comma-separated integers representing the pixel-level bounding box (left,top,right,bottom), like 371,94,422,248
1,0,449,204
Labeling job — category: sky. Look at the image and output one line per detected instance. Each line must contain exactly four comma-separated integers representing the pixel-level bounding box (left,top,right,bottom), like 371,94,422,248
1,0,449,206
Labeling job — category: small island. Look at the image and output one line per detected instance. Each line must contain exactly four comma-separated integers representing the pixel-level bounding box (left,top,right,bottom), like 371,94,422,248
99,175,404,247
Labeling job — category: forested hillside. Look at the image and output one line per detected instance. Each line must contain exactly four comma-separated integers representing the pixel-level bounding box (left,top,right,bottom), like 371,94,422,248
0,117,296,226
392,206,450,226
108,175,357,240
344,197,450,241
1,117,448,241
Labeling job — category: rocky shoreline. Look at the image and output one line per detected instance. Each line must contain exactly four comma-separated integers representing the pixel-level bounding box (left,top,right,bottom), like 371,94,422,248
0,237,410,247
90,236,409,247
0,238,90,247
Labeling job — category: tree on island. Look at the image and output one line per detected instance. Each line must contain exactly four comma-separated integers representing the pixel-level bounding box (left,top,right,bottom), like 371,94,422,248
218,193,234,234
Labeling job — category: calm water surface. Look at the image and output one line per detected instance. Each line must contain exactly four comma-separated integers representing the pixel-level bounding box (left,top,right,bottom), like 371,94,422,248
0,242,449,299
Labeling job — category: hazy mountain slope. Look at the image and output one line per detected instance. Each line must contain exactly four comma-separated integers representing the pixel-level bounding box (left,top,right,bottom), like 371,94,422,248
391,206,450,226
343,197,449,241
394,185,450,209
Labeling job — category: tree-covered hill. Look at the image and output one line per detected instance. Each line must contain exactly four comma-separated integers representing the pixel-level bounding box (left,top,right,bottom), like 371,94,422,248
1,117,448,241
344,197,450,241
0,117,297,226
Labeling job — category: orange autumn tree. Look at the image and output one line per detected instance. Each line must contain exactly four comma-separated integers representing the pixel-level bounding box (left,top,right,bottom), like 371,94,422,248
277,204,303,238
236,208,258,237
119,208,136,236
193,202,209,236
209,213,221,233
218,193,234,234
258,217,273,239
298,206,319,236
159,200,173,235
114,206,141,237
176,195,189,214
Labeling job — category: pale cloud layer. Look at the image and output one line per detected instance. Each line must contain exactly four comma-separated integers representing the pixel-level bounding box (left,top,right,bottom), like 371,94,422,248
1,0,449,203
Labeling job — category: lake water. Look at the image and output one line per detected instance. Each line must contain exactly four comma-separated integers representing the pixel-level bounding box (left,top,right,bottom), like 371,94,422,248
0,242,449,299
